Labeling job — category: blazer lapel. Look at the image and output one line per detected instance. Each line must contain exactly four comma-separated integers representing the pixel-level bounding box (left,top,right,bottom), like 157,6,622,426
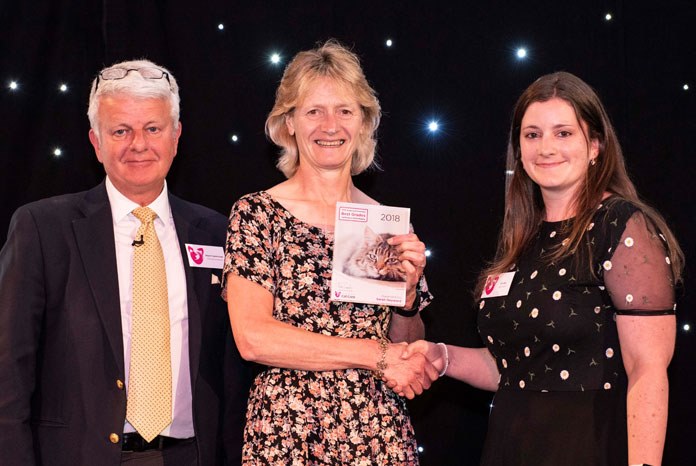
72,183,125,375
169,195,218,389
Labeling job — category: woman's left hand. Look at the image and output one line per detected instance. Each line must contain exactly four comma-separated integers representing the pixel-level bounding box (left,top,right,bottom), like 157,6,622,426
388,233,427,307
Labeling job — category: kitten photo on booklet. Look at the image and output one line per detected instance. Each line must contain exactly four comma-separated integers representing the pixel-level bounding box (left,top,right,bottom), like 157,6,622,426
342,226,407,282
331,202,410,306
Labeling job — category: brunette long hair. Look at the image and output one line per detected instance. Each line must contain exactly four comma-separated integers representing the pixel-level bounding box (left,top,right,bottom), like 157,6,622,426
477,72,683,294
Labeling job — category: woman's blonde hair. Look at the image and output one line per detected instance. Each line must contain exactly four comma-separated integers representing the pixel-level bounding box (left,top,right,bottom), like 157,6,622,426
265,39,381,178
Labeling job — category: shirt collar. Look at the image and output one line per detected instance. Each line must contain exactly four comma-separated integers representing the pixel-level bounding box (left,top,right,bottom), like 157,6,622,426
105,176,172,225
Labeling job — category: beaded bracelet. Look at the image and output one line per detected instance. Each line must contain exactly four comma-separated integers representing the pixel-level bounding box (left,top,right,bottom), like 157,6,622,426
436,342,449,377
374,338,389,379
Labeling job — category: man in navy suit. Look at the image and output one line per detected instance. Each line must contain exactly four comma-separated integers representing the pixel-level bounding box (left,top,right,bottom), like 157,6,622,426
0,59,248,465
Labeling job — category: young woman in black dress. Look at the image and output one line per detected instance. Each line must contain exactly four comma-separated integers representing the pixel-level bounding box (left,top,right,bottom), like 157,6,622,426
402,71,683,466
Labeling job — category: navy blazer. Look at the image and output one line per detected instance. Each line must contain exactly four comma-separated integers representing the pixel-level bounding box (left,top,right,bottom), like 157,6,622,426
0,182,248,465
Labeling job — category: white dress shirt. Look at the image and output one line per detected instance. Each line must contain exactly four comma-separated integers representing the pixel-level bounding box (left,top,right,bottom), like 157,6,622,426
105,177,194,438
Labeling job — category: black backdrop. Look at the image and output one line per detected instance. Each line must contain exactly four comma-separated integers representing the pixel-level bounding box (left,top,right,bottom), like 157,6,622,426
1,1,694,464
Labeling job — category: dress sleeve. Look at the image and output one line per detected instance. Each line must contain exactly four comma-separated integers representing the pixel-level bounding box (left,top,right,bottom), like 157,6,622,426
221,196,276,300
408,222,434,310
415,275,434,311
603,212,676,315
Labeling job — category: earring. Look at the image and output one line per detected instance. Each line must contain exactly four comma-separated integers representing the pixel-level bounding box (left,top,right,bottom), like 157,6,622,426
590,158,597,166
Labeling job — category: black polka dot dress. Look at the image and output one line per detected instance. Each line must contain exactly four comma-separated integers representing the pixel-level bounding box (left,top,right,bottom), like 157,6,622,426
477,197,676,466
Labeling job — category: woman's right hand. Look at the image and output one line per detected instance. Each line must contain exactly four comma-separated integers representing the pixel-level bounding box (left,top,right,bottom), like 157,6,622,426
382,342,439,399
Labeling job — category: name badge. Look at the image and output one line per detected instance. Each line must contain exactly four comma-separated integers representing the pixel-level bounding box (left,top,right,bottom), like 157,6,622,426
184,243,224,269
481,272,515,298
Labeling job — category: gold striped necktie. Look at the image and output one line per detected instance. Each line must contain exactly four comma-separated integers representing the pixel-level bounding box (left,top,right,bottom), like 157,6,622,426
126,207,172,442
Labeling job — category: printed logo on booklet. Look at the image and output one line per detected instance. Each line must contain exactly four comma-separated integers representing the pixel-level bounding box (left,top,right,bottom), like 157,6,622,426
331,202,411,306
338,205,368,222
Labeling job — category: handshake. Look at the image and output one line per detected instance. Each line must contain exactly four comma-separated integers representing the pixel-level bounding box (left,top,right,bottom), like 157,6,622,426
380,340,448,399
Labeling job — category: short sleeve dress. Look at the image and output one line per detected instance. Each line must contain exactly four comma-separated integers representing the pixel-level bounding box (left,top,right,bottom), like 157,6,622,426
477,197,676,466
222,191,433,465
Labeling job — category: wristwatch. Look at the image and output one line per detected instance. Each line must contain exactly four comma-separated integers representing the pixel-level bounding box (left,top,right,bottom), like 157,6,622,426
394,289,421,317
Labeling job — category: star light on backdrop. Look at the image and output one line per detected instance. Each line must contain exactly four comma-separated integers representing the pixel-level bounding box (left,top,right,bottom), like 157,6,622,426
0,36,690,419
0,15,694,463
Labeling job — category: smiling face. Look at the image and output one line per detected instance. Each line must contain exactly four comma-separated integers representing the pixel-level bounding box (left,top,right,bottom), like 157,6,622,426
88,94,181,205
519,97,599,204
285,77,364,176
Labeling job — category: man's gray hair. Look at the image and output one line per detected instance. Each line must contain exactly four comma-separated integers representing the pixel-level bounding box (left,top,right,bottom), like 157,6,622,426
87,59,180,141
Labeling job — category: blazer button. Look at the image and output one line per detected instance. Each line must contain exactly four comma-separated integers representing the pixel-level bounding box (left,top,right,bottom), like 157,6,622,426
109,433,120,444
116,379,124,389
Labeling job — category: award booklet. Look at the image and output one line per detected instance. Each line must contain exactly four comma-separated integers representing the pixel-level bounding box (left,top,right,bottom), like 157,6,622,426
330,202,410,306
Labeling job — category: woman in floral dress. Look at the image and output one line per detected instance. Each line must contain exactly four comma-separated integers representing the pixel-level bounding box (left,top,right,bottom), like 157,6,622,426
222,40,437,465
404,72,683,465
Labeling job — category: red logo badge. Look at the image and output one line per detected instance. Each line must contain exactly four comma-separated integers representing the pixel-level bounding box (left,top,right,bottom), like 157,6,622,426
484,275,500,295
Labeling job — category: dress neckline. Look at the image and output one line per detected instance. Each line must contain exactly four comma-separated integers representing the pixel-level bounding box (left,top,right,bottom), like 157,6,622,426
258,190,334,239
540,195,616,227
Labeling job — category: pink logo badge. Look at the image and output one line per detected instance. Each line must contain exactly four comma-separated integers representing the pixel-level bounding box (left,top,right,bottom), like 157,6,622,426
187,246,205,265
484,275,500,296
334,291,341,298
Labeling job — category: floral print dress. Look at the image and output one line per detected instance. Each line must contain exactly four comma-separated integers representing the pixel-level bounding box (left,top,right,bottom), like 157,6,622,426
477,197,676,465
223,191,430,465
